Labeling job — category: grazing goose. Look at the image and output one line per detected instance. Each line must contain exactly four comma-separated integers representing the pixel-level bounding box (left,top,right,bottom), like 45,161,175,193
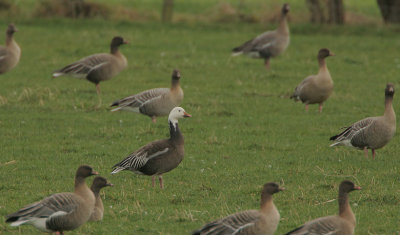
232,3,290,69
290,48,334,113
330,83,396,159
52,36,128,95
110,69,184,123
0,24,20,74
285,180,361,235
89,176,113,222
111,107,191,188
191,182,284,235
5,165,98,234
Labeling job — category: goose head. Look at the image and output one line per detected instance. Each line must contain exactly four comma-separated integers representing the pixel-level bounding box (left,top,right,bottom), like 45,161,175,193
262,182,285,196
169,107,191,122
385,83,395,97
92,176,113,191
318,48,335,60
7,24,17,36
172,69,181,81
339,180,361,194
76,165,99,179
282,3,290,15
111,36,128,48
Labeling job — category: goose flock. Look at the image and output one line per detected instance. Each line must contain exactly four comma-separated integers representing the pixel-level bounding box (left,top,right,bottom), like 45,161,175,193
2,2,397,235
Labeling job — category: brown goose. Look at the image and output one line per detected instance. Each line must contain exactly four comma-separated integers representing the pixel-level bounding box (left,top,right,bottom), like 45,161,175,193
0,24,20,74
330,83,396,159
290,48,334,113
111,107,191,188
52,36,128,95
110,69,184,123
232,3,290,69
285,180,361,235
191,182,284,235
89,176,113,222
5,165,98,234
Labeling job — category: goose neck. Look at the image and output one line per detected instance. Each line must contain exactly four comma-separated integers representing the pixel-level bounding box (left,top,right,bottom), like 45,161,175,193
278,14,289,35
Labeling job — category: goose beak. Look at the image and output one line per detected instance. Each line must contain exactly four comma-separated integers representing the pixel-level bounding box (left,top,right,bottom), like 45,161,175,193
123,40,129,44
329,52,335,56
92,171,99,175
279,187,285,191
183,112,192,118
354,186,361,190
107,183,114,187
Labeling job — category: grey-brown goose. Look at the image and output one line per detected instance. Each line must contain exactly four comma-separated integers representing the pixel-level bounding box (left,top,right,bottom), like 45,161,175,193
330,83,396,159
110,69,184,123
0,24,20,74
89,176,113,222
5,165,98,234
191,182,284,235
285,180,361,235
232,3,290,69
290,48,334,113
111,107,191,188
52,36,128,95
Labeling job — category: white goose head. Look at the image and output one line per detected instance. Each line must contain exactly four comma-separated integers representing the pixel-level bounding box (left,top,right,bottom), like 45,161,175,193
168,107,191,130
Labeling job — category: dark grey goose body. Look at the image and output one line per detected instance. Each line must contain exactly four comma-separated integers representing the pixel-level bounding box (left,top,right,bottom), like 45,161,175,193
5,165,98,234
232,4,290,69
53,36,128,95
285,180,361,235
0,24,20,74
111,107,191,188
330,83,396,159
290,48,334,113
191,182,284,235
110,69,184,123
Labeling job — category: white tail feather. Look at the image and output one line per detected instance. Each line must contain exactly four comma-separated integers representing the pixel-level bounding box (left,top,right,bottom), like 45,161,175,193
10,220,28,227
52,72,64,78
111,107,122,112
231,51,243,57
111,167,125,174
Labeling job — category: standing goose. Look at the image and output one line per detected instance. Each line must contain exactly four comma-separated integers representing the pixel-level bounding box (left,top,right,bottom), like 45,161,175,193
89,176,113,222
232,3,290,69
0,24,20,74
191,182,284,235
285,180,361,235
52,36,128,95
5,165,98,234
110,69,184,123
111,107,191,188
290,48,334,113
330,83,396,159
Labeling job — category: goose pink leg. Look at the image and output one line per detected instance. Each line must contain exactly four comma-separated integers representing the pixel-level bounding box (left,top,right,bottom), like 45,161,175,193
319,104,323,113
264,59,270,69
152,176,156,187
152,116,157,123
159,175,164,189
372,149,376,160
363,147,368,158
305,104,309,112
96,84,101,95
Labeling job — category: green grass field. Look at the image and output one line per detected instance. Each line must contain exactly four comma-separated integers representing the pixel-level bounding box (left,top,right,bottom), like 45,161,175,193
1,2,400,235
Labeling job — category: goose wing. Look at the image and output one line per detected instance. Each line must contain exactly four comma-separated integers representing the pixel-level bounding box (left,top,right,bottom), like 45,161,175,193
192,210,261,235
111,88,169,111
6,193,78,225
53,53,113,78
111,140,171,174
285,216,343,235
330,117,376,147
